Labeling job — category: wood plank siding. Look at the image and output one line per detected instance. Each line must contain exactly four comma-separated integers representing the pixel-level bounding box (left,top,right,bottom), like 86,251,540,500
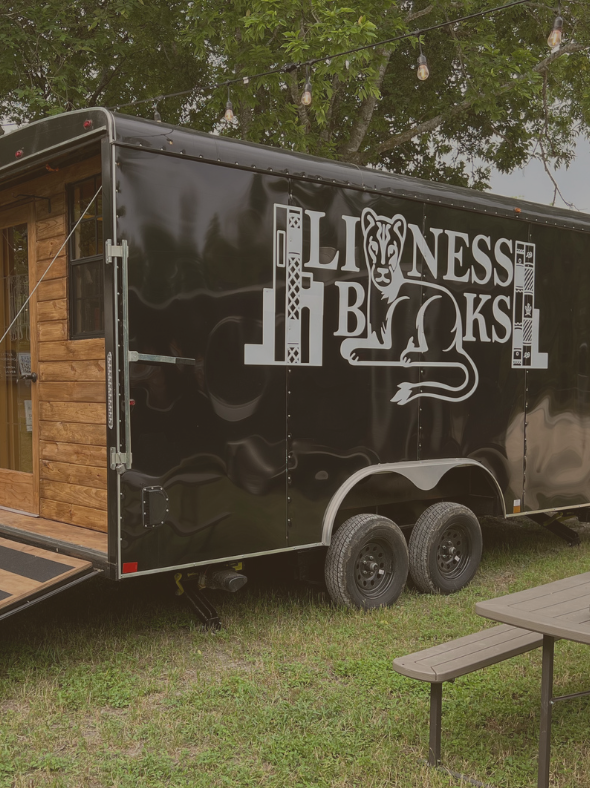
0,155,108,533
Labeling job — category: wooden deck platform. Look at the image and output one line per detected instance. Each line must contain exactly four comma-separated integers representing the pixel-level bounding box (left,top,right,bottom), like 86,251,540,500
0,508,108,567
0,536,97,620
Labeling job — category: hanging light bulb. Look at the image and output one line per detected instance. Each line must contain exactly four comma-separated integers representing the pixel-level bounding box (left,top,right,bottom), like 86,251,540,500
301,66,312,106
224,87,234,122
154,105,162,122
224,99,234,122
417,42,430,81
547,13,563,48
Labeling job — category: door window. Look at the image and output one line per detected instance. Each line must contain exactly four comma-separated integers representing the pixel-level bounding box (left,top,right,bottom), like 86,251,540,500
69,175,104,338
0,223,32,473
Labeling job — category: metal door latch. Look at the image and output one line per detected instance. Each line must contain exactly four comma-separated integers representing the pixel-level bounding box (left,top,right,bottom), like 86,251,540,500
110,447,131,473
105,240,123,264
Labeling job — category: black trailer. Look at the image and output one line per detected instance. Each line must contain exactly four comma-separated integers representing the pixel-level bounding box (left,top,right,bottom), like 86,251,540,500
0,108,588,619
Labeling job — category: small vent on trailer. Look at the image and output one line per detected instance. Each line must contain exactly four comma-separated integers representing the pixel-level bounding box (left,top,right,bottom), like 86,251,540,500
142,486,169,528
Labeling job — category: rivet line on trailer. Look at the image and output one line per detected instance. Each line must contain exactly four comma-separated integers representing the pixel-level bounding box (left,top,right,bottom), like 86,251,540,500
0,185,102,349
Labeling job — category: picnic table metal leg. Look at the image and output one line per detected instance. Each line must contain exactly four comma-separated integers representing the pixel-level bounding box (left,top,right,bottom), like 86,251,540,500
538,635,555,788
429,682,443,766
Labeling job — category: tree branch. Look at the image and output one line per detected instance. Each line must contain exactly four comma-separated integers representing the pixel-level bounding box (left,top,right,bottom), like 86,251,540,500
338,48,392,158
319,74,342,147
405,4,435,24
536,138,579,209
338,6,434,159
363,41,587,164
88,58,126,106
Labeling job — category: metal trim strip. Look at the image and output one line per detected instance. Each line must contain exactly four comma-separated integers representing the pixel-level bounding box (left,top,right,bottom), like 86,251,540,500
321,459,507,545
118,543,324,579
128,352,196,366
110,140,590,235
505,503,590,517
0,568,102,622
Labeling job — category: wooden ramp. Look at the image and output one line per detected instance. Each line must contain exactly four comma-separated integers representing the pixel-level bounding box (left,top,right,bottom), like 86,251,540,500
0,509,107,566
0,536,99,622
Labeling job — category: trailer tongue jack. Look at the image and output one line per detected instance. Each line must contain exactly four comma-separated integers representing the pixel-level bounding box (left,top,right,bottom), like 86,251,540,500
174,569,248,630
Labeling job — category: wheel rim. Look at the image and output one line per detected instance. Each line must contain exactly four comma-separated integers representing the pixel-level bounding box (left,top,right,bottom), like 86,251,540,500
436,523,472,580
354,539,395,599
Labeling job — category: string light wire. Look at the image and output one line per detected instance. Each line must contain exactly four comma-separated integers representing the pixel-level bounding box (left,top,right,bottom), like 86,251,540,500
107,0,539,113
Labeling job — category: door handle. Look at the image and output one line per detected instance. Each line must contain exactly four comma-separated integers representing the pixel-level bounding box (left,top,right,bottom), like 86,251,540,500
21,372,37,382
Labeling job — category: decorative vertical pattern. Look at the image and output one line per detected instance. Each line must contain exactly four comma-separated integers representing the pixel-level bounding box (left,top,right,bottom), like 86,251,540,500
245,204,324,367
512,241,546,370
285,207,303,364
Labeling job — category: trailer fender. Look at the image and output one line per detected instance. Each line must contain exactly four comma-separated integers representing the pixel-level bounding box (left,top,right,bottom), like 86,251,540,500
321,458,506,545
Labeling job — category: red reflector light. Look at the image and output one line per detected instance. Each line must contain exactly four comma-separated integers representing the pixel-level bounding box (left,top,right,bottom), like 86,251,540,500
122,562,138,574
83,119,93,130
15,150,23,158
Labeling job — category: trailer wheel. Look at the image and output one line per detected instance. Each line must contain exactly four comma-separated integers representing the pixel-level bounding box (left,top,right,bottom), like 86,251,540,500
408,502,482,595
325,514,408,609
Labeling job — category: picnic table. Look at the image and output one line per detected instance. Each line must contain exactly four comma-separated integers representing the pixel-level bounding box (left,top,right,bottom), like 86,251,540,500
476,571,590,788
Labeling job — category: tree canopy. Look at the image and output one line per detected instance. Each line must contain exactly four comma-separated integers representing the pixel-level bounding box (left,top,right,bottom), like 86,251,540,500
1,0,589,190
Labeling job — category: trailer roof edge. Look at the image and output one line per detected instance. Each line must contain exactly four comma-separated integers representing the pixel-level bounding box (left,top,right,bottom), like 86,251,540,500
110,112,590,234
0,108,114,179
1,108,589,233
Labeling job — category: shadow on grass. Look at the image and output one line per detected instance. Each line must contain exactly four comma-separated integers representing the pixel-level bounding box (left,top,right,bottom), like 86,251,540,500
0,516,586,676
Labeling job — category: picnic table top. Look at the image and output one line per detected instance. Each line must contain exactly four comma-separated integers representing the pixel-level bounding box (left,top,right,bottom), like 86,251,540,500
475,571,590,645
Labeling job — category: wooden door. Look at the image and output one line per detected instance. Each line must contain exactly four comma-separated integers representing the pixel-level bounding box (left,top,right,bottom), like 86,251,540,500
0,204,39,514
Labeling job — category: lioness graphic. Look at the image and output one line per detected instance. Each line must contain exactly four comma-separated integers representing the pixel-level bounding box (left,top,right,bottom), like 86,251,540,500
340,208,478,405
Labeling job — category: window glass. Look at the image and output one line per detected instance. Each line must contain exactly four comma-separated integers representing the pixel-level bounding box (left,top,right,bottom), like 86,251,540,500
75,220,96,259
71,175,102,261
69,175,104,338
71,260,104,336
0,223,32,473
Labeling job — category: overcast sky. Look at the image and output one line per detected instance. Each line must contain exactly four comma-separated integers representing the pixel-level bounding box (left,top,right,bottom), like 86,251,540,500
488,136,589,214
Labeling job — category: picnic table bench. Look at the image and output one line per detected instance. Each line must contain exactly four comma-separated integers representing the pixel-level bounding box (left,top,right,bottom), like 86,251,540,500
393,624,544,766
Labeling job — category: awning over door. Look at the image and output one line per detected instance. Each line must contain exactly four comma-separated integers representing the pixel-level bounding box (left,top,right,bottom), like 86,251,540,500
0,536,99,621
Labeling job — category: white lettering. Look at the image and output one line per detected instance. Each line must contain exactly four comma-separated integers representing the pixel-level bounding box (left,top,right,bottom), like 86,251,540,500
341,216,360,272
464,293,491,342
471,235,492,285
494,238,513,286
443,231,470,282
304,210,339,270
408,224,444,278
492,295,511,342
334,282,366,336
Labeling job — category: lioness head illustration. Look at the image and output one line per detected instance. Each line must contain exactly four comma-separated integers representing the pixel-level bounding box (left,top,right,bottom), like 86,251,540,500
361,208,407,293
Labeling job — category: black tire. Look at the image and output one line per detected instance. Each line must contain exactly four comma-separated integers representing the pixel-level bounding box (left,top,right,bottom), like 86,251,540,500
408,502,482,595
325,514,409,609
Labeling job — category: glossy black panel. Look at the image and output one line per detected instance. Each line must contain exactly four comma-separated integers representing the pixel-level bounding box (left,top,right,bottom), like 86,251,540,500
111,113,590,234
418,205,529,513
287,182,420,546
116,149,288,571
109,124,590,573
524,225,590,511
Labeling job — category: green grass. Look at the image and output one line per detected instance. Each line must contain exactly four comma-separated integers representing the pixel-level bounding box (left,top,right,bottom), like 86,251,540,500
1,517,590,787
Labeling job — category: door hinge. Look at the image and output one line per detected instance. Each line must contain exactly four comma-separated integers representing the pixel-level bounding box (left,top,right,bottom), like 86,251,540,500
105,239,124,264
110,447,132,473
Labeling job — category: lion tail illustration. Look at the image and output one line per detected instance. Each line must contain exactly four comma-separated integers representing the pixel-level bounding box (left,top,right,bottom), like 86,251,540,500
391,351,479,405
